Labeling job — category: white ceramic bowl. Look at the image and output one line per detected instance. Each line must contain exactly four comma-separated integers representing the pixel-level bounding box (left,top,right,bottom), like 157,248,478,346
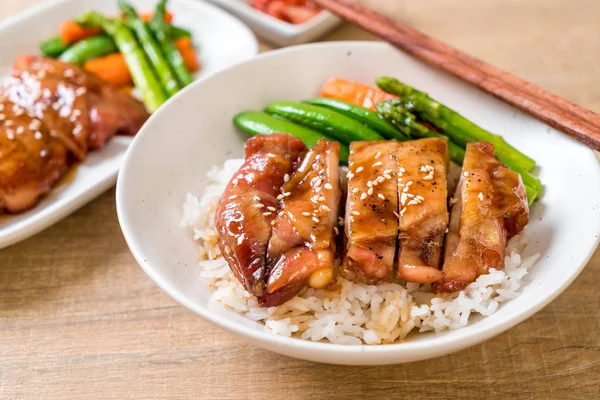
117,41,600,365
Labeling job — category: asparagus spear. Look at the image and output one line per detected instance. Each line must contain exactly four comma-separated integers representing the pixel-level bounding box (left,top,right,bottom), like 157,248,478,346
149,0,194,86
119,0,181,97
376,77,537,173
77,11,167,112
376,100,466,165
378,100,538,204
171,25,191,39
59,35,117,65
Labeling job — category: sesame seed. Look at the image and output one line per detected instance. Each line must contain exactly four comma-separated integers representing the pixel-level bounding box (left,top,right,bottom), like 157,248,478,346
423,175,433,181
254,203,265,209
29,119,41,130
400,193,408,205
271,220,276,226
314,178,322,187
333,227,339,235
347,172,354,180
360,193,367,200
351,210,360,216
267,206,276,212
278,211,284,217
367,187,374,195
399,208,407,216
450,197,458,205
463,171,469,177
372,161,383,167
399,167,406,173
478,192,484,201
262,212,272,216
6,131,14,140
34,131,42,140
406,181,413,186
64,69,74,78
406,193,415,198
312,217,320,223
351,188,359,193
318,196,326,202
267,153,276,158
378,193,385,200
284,192,291,197
356,166,364,173
5,120,13,127
253,195,260,201
445,228,449,233
416,195,425,201
324,183,333,190
302,212,311,216
232,178,239,185
366,181,373,188
407,199,419,206
383,174,392,180
0,114,5,120
321,205,331,212
383,169,392,175
283,174,290,183
16,126,24,134
75,87,87,96
374,151,382,159
338,217,345,226
277,194,285,200
0,104,3,111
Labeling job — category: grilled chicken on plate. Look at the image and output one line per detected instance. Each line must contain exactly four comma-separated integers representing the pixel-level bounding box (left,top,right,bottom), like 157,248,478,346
341,140,399,284
396,138,448,284
265,139,341,306
215,134,306,300
0,56,149,214
436,142,529,292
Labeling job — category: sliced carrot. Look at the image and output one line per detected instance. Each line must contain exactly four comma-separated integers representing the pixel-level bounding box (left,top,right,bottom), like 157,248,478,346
60,20,102,45
320,77,397,110
84,53,132,87
139,11,173,23
174,37,200,72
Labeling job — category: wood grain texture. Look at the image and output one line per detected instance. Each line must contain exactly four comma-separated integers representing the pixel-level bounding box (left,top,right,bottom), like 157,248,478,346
1,1,600,399
314,0,600,151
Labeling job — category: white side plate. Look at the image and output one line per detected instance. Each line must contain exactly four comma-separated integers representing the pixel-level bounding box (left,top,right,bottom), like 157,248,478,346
0,0,258,249
207,0,342,46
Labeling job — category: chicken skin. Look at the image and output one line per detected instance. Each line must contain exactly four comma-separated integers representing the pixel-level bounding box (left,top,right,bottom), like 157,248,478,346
436,142,529,292
264,139,341,306
341,141,399,284
215,134,306,298
396,138,448,284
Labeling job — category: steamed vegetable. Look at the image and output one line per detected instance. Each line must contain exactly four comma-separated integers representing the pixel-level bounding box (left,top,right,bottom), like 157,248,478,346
78,11,168,111
120,0,181,97
84,53,132,86
174,37,200,72
60,20,102,45
59,35,117,65
303,97,408,141
40,36,69,58
265,101,385,144
375,77,537,174
320,77,396,110
149,0,194,86
234,111,349,162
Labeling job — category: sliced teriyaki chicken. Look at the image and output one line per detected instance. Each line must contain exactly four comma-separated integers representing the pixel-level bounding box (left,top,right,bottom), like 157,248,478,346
0,98,68,213
215,134,306,298
263,139,341,306
436,142,529,292
396,138,449,283
341,141,399,284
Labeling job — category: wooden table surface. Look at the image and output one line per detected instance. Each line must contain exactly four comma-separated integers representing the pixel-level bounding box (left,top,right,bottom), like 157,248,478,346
2,0,600,399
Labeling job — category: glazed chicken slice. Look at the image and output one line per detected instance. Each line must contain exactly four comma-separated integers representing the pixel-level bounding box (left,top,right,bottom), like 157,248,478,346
436,142,529,292
264,139,341,306
396,138,449,283
0,98,68,213
341,141,399,284
9,55,148,158
215,134,306,298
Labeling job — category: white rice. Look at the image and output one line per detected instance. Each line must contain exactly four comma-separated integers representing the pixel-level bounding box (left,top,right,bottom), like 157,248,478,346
181,159,540,345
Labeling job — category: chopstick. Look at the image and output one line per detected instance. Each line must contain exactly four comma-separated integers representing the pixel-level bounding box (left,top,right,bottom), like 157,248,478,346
312,0,600,151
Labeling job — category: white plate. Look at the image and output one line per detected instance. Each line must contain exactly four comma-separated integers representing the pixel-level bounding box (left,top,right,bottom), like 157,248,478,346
116,42,600,365
207,0,342,46
0,0,258,249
